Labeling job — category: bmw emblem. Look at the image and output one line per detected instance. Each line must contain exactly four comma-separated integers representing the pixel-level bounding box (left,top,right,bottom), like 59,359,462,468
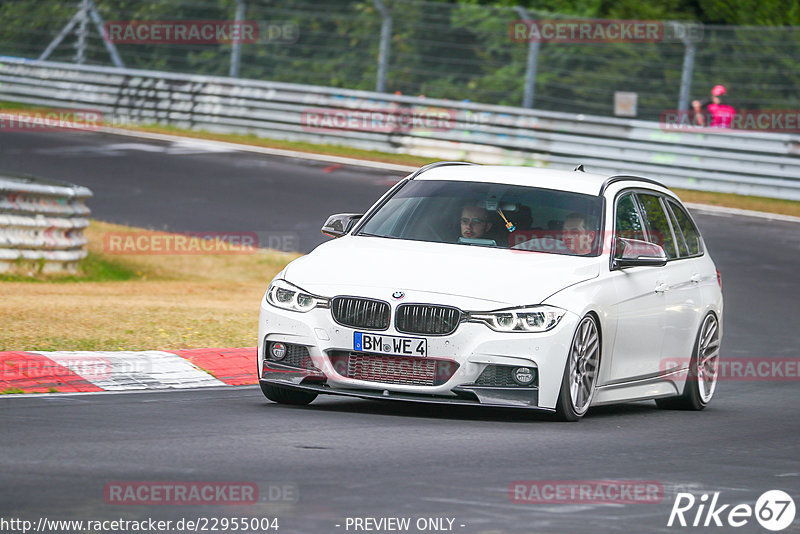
392,291,405,300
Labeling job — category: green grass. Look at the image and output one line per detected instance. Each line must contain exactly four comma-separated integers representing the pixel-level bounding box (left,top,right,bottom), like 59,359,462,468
0,252,141,283
0,387,60,394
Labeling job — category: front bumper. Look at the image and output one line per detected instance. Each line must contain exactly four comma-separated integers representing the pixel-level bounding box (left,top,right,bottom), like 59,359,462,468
258,293,578,410
260,375,553,412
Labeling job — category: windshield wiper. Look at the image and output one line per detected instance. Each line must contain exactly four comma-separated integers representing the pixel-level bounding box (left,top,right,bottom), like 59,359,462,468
357,232,400,239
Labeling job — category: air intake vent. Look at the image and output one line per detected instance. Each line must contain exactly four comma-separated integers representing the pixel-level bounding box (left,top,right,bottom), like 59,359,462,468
395,304,462,336
331,297,390,330
327,351,458,386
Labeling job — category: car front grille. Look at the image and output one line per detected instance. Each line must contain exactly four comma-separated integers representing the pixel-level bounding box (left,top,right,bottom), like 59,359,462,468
474,364,538,387
328,351,458,386
331,297,390,330
395,304,462,336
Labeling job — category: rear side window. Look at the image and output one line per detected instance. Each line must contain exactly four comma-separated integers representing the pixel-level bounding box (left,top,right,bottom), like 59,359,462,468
637,194,678,259
666,205,690,257
667,200,703,256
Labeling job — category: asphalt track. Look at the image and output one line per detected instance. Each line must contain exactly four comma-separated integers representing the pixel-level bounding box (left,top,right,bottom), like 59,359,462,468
2,130,800,533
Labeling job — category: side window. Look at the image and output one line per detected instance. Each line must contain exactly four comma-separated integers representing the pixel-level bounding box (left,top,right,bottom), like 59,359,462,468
637,194,678,260
666,204,690,257
615,193,645,243
668,200,703,256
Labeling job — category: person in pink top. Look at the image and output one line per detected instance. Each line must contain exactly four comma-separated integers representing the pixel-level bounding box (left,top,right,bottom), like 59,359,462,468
692,85,736,128
707,85,736,128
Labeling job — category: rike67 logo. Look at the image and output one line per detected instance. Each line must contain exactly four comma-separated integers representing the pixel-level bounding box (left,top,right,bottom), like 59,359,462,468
668,490,796,531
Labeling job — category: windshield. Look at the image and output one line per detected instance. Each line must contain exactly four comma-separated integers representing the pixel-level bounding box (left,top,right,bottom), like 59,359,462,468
357,180,604,256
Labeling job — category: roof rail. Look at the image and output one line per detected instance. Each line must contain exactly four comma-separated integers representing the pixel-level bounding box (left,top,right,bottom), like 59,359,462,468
408,161,476,180
600,174,668,194
573,164,585,172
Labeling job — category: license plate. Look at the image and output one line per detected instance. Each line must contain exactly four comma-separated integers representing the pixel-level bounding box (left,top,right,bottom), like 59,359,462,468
354,332,427,357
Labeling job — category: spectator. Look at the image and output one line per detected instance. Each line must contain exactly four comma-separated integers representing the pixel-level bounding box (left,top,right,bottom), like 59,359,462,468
708,85,736,128
690,99,706,127
692,85,736,128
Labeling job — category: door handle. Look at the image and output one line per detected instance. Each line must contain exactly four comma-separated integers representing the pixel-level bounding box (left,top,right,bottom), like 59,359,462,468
690,274,702,283
655,283,670,293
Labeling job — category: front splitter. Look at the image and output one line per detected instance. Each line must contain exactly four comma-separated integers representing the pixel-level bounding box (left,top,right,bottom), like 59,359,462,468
260,379,553,412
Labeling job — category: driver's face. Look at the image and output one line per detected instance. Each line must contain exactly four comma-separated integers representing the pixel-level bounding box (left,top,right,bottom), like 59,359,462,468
460,206,491,238
562,217,594,254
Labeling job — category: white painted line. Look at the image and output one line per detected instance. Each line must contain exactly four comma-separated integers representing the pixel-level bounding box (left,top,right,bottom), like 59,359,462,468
685,202,800,223
100,127,418,172
31,350,226,390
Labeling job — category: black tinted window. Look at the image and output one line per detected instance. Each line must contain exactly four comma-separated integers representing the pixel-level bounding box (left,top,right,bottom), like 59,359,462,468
615,194,645,242
668,200,703,256
666,203,690,257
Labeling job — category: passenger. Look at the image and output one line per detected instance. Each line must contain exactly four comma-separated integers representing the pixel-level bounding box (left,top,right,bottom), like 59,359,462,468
562,213,596,255
460,204,493,239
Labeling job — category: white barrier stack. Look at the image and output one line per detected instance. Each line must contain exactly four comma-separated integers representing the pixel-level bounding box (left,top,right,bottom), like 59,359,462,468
0,173,92,273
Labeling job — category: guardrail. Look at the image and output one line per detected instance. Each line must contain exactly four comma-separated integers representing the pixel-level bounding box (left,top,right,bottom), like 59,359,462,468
1,57,798,200
0,172,92,273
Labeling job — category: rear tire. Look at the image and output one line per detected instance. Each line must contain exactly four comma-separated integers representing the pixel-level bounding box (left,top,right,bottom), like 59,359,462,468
555,315,600,422
655,313,720,411
260,382,317,405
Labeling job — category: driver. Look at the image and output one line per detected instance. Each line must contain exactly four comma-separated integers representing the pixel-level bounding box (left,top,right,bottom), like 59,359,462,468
460,204,493,239
562,213,596,255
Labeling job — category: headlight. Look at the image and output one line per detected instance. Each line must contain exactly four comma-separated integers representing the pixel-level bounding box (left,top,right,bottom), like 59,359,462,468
468,306,565,332
265,279,329,313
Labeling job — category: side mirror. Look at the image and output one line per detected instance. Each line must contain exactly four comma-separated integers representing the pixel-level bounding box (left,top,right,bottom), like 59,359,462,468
321,213,363,238
613,238,667,268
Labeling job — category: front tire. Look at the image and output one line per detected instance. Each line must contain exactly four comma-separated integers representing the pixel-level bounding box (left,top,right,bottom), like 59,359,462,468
656,313,720,411
555,315,600,422
260,382,318,405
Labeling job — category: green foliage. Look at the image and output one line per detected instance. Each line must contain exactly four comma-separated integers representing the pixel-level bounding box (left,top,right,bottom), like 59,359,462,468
698,0,800,25
0,252,139,283
0,0,797,119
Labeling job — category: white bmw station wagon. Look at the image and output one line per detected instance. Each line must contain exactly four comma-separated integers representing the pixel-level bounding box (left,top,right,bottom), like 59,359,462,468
258,162,723,421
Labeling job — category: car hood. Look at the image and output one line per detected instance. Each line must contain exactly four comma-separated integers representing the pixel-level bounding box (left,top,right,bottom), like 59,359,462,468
282,236,601,308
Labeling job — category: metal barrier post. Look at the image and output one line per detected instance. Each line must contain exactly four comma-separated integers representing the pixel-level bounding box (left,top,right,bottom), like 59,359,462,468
230,0,247,78
678,40,696,112
373,0,392,93
515,6,540,109
74,0,89,64
87,0,125,68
